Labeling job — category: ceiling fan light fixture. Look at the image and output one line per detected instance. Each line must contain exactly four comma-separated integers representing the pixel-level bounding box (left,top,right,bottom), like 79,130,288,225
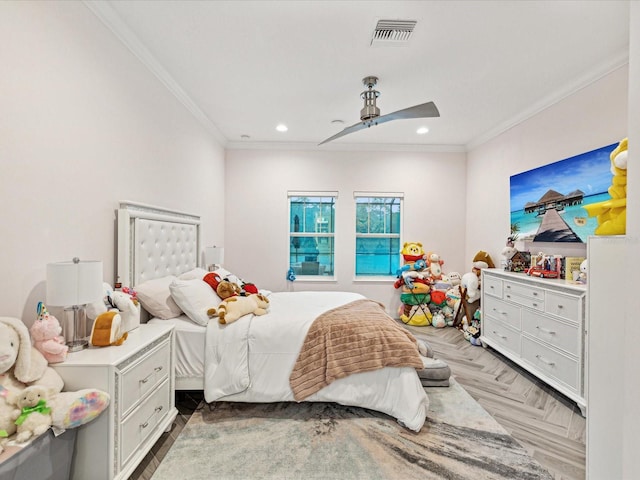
417,127,429,135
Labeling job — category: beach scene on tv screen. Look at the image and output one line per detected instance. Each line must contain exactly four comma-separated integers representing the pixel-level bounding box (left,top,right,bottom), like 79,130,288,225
509,143,617,243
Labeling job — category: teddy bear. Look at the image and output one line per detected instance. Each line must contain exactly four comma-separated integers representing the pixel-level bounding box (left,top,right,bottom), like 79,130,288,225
0,316,110,452
13,385,53,442
208,293,270,325
29,302,68,364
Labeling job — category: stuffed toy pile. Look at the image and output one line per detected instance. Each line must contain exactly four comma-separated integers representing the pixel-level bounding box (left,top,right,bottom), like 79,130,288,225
0,316,110,452
393,242,461,328
202,271,269,324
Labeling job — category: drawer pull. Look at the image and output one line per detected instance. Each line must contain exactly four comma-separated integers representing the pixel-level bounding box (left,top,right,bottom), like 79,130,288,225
536,326,556,335
140,366,164,384
492,308,508,316
492,330,507,340
155,405,163,413
557,305,564,309
535,354,555,366
141,421,149,429
532,303,539,308
532,292,539,297
505,285,511,290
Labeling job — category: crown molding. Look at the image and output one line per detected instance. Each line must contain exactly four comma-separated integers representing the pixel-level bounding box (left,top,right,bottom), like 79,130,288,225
466,50,629,151
225,140,467,153
83,0,227,147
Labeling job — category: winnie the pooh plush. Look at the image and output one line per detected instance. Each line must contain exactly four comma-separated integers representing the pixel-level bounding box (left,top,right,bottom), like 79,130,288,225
583,138,627,235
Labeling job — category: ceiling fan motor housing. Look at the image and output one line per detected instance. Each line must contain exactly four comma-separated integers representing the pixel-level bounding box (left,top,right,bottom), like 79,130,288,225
360,76,381,121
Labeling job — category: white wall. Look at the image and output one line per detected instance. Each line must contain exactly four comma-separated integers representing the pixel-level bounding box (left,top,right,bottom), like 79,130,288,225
466,65,629,264
623,2,639,477
224,148,466,311
0,2,225,324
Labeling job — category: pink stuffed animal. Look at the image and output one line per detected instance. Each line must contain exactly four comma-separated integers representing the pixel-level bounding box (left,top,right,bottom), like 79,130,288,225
30,302,68,364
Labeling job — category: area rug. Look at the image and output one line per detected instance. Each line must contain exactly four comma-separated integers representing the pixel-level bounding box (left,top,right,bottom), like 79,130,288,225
151,379,552,480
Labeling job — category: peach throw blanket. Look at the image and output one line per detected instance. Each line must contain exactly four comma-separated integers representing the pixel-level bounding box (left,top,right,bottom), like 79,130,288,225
289,299,424,401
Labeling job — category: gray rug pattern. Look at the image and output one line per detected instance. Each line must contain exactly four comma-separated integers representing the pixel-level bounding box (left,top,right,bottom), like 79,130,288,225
151,379,552,480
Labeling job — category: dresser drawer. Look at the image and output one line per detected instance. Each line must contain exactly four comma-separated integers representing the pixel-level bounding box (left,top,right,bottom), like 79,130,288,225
545,291,581,323
503,291,544,311
483,295,521,330
483,275,503,298
121,378,171,468
121,341,170,416
522,310,580,356
483,317,521,356
503,280,545,302
522,337,579,391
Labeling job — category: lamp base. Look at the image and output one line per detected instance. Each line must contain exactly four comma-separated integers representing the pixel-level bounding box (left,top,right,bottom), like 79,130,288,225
67,338,88,352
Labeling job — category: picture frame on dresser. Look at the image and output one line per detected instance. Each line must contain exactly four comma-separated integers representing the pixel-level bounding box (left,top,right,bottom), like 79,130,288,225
481,268,587,416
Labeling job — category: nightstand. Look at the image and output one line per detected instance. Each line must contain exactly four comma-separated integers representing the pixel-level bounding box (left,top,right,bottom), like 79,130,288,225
52,323,177,480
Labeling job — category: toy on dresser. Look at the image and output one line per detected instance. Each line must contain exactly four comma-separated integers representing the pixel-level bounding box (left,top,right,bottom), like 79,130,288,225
87,283,140,333
29,302,68,364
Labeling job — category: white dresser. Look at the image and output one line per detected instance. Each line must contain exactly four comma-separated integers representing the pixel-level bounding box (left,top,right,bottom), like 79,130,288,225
481,268,587,415
52,323,177,480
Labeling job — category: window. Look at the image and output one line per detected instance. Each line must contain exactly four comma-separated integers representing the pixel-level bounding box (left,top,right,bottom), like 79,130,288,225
288,192,336,277
354,193,403,277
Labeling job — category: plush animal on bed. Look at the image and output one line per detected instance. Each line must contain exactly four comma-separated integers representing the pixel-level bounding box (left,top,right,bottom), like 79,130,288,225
30,302,68,364
208,293,270,325
13,385,53,442
0,316,110,452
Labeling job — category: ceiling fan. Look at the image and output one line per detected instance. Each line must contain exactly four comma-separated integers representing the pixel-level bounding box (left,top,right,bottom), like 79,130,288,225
318,75,440,145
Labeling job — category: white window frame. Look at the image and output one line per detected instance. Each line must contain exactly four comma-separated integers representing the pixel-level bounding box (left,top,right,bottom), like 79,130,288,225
288,191,337,282
353,192,404,281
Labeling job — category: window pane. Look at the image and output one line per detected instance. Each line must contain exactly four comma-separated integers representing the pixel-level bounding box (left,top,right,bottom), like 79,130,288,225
355,237,400,276
289,194,335,277
289,236,334,276
355,195,401,276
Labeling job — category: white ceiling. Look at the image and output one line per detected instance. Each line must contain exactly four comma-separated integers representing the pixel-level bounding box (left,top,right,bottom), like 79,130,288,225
90,0,629,151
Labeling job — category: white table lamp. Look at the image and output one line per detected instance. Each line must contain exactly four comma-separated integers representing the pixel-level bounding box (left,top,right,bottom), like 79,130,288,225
46,258,103,352
205,246,224,271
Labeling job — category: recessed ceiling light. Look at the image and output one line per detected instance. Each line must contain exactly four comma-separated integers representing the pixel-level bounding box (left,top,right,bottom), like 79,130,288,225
417,126,429,135
276,124,288,132
331,119,344,125
241,134,250,140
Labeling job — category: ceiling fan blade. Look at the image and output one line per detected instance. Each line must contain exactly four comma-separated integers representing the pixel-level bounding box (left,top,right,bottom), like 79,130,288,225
318,120,370,145
381,101,440,121
318,101,440,145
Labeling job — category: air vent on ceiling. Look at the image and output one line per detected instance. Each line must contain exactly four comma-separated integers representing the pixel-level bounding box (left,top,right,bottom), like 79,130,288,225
371,19,417,46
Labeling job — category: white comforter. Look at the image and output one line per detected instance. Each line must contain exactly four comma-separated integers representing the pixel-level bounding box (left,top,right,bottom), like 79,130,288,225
204,291,429,431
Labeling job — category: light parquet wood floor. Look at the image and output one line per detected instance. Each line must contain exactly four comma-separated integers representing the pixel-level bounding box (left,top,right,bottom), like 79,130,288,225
405,325,586,480
128,325,585,480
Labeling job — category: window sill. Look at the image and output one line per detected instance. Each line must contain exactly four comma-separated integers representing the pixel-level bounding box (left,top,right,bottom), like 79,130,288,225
352,276,397,283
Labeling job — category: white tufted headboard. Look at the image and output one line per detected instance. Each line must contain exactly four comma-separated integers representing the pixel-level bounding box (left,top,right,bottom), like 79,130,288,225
117,201,201,289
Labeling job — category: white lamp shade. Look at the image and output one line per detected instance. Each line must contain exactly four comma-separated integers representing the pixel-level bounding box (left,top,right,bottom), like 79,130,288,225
205,247,224,266
46,260,103,306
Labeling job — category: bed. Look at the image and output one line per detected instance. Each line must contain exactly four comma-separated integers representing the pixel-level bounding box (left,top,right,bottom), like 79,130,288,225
116,201,429,431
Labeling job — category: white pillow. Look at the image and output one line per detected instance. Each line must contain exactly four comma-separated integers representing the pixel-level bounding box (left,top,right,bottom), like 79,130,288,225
178,267,208,281
135,276,183,320
169,278,221,326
